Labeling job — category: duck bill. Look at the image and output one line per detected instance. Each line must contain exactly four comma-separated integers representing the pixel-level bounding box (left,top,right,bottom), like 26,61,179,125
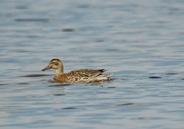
41,66,50,71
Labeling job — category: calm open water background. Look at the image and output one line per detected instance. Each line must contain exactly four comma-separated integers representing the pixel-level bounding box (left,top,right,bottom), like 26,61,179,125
0,0,184,129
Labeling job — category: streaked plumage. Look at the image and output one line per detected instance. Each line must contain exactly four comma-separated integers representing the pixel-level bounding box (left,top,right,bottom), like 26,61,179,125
42,58,111,83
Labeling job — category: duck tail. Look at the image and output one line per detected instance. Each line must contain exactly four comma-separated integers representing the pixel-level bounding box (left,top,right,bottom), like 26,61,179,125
98,69,106,73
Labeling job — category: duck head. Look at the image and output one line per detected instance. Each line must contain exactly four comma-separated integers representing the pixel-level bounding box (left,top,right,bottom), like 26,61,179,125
42,58,64,75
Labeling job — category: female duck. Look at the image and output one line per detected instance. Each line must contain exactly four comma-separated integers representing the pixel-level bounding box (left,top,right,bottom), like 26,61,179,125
42,58,111,83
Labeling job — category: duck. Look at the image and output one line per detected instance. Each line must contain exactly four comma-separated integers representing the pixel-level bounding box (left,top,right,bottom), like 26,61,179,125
42,58,111,84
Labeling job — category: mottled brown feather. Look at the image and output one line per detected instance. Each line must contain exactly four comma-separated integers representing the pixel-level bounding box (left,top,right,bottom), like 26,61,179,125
54,69,108,83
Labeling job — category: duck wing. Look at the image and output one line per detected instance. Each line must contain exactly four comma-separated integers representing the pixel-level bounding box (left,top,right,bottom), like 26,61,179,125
65,69,107,82
70,69,105,77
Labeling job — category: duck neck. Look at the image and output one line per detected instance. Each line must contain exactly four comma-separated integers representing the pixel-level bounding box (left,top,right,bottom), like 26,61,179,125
54,64,64,76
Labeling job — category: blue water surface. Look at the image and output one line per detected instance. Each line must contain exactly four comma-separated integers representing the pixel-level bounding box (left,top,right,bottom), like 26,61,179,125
0,0,184,129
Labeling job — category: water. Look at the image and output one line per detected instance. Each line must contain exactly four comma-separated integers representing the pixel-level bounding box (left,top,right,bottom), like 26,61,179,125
0,0,184,129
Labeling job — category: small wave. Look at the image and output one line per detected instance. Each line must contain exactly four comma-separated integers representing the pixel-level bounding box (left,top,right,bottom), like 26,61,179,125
61,28,75,32
149,76,162,79
15,18,49,22
21,74,50,77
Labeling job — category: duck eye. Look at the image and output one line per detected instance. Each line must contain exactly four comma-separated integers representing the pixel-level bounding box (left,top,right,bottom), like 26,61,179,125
53,62,59,65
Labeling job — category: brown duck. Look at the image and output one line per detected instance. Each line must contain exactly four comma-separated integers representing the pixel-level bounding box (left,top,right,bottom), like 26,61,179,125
42,58,111,83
